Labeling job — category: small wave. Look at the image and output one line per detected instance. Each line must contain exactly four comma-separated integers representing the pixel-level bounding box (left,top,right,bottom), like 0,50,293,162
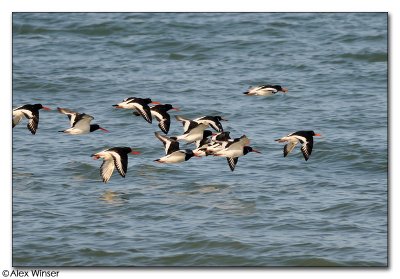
13,23,54,35
169,53,186,60
67,22,126,36
283,257,345,266
339,34,386,43
338,52,387,62
79,247,127,257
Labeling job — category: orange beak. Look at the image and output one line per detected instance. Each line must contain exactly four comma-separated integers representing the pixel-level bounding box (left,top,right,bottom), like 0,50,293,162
151,101,161,105
131,151,141,155
100,127,109,133
172,107,180,111
314,133,322,137
42,106,51,111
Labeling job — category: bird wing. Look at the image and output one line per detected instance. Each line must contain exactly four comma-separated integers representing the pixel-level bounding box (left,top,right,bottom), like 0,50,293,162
152,110,170,134
100,159,115,183
226,157,239,172
57,107,80,127
283,141,298,157
158,117,171,134
109,151,128,177
175,115,198,133
300,137,313,161
134,104,152,123
194,116,223,132
72,114,94,130
209,121,223,132
155,132,180,155
259,85,278,93
27,116,39,135
12,111,24,128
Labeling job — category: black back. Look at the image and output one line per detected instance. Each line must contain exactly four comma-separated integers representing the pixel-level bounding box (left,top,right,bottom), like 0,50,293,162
214,131,231,141
152,104,173,113
126,97,152,105
18,104,43,115
292,131,316,143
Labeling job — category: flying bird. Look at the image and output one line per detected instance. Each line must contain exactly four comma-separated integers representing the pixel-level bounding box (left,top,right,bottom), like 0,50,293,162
154,132,198,163
133,104,179,134
193,116,227,132
113,97,160,123
243,85,288,96
275,130,321,161
173,115,209,144
213,135,261,171
57,107,109,134
91,147,140,183
12,104,51,135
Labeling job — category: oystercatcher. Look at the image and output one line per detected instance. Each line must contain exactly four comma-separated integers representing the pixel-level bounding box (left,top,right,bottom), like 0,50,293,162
91,147,140,183
12,104,51,135
243,85,288,96
154,132,198,163
133,104,179,134
275,130,321,161
173,115,208,144
213,135,261,171
113,97,160,123
57,107,109,134
193,116,227,132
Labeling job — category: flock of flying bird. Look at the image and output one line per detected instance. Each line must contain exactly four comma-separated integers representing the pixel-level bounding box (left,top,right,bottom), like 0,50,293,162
12,84,321,183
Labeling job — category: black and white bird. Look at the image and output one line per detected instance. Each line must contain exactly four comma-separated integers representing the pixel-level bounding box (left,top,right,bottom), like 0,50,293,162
12,104,51,135
133,104,179,134
173,115,209,144
275,130,321,161
57,107,109,134
91,147,140,183
211,131,231,143
193,116,227,132
154,132,198,163
193,131,230,157
243,85,288,96
192,130,214,157
113,97,160,124
213,135,261,171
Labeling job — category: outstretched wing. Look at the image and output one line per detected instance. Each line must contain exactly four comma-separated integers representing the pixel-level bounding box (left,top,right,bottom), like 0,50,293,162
12,111,24,128
175,115,198,133
134,105,152,123
27,116,39,135
72,113,94,130
300,138,313,161
226,157,239,172
100,159,115,183
110,151,128,177
155,132,180,155
57,107,79,127
283,141,297,157
158,117,171,134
